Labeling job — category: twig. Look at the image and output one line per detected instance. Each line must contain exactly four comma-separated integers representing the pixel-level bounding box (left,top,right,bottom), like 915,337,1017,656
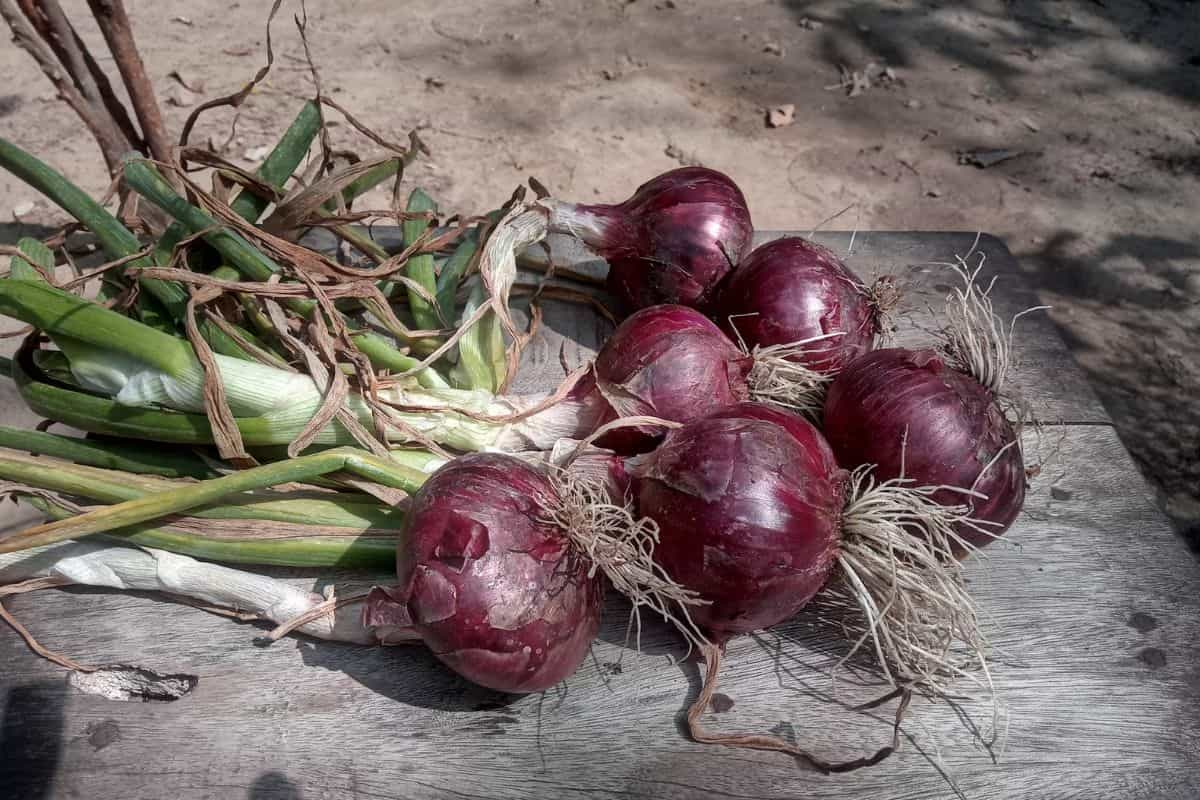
22,2,110,134
0,0,129,171
86,0,172,165
57,4,144,149
0,575,97,672
293,2,331,171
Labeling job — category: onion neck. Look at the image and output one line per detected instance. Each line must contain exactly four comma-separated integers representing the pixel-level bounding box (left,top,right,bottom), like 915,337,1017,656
544,199,622,250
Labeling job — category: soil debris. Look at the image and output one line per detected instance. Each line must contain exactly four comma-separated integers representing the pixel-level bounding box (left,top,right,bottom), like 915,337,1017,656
766,104,795,128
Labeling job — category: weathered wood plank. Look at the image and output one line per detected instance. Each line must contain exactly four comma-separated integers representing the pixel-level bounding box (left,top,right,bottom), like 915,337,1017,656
2,426,1197,800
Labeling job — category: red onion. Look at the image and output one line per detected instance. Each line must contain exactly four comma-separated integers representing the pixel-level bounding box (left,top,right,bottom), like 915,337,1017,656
547,167,753,311
376,454,602,693
707,236,897,416
630,409,845,642
627,402,986,769
588,304,751,453
365,452,704,693
711,236,887,373
823,348,1026,549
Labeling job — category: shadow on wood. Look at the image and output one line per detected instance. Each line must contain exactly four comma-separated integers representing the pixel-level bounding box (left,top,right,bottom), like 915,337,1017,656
0,680,65,799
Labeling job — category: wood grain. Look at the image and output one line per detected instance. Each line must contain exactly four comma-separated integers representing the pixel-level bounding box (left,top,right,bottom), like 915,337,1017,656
1,430,1196,799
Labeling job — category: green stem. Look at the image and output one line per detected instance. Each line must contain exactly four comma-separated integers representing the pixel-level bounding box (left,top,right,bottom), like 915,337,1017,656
31,499,395,570
8,237,54,280
12,354,283,445
0,279,196,377
400,188,441,331
156,102,323,274
0,446,426,553
0,137,189,320
337,225,391,263
350,332,449,389
231,101,322,223
0,425,216,479
323,158,402,210
0,448,402,528
126,159,289,287
436,230,479,323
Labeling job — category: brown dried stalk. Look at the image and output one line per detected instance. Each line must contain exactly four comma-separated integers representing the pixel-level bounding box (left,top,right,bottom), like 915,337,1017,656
687,642,909,773
85,0,171,165
18,0,144,150
0,0,130,170
183,285,252,463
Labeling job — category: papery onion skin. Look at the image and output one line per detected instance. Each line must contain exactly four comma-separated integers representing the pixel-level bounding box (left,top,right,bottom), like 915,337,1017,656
631,410,845,642
395,453,602,693
705,402,842,478
589,304,752,453
823,348,1026,547
549,167,753,311
711,236,878,373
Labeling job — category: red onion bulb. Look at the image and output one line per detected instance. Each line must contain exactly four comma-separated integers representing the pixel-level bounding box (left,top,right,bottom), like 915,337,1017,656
711,236,884,374
823,348,1026,548
390,453,602,693
585,304,751,453
547,167,753,311
630,407,845,642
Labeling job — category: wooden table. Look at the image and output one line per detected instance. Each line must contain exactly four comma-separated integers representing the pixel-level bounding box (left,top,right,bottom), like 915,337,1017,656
2,232,1197,800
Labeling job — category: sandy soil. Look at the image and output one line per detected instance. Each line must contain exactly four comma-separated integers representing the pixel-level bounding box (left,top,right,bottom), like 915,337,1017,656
1,0,1198,543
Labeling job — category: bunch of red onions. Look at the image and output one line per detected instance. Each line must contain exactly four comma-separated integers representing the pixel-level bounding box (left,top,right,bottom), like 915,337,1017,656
569,219,1025,549
362,173,1030,766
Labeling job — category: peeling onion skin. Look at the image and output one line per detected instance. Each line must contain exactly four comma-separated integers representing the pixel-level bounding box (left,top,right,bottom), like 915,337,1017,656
589,305,752,454
396,454,602,693
631,410,845,643
823,348,1026,548
711,236,878,373
554,167,753,311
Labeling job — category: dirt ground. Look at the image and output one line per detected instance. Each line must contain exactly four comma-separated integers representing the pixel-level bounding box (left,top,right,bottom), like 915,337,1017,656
1,0,1198,543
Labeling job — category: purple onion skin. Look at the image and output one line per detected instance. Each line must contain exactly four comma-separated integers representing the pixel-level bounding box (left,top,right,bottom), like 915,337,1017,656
590,304,752,454
711,236,877,373
823,348,1026,547
570,167,753,311
396,453,602,693
704,402,842,471
631,411,845,643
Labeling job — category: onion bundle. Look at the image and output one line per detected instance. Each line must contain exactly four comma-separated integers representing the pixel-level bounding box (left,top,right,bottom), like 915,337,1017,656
0,84,1026,775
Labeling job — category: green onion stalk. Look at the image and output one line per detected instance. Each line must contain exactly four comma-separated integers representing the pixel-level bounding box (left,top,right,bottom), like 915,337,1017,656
0,280,603,453
0,133,446,389
0,444,435,557
0,444,433,569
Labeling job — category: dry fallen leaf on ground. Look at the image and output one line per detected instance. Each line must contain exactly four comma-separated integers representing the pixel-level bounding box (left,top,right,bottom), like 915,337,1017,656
766,104,796,128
